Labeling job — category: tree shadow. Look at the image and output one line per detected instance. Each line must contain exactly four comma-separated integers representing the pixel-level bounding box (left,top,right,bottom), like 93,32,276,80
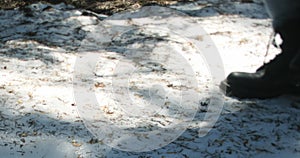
171,0,269,19
0,3,88,64
0,1,270,63
104,96,300,157
1,2,299,158
102,1,270,20
1,89,300,157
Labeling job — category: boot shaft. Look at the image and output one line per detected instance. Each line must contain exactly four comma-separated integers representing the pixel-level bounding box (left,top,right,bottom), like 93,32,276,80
263,0,300,29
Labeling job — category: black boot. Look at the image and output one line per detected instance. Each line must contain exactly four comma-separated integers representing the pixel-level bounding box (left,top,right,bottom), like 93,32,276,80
289,52,300,93
220,24,300,99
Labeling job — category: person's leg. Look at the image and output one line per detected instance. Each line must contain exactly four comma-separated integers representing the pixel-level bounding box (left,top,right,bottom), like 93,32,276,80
220,1,300,99
264,0,300,30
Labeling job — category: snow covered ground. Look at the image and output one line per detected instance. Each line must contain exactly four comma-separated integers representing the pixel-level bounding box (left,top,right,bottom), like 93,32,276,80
0,1,300,157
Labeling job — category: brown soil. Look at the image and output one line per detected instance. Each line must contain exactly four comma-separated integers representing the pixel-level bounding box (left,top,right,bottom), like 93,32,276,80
0,0,196,15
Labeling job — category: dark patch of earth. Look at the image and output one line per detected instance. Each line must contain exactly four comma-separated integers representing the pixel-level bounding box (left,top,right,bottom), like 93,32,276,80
0,0,199,15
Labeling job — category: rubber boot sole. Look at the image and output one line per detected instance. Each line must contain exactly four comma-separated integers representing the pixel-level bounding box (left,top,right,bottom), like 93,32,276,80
219,80,289,99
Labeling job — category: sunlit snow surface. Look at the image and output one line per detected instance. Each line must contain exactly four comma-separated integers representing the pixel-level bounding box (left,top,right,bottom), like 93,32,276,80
0,1,299,157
